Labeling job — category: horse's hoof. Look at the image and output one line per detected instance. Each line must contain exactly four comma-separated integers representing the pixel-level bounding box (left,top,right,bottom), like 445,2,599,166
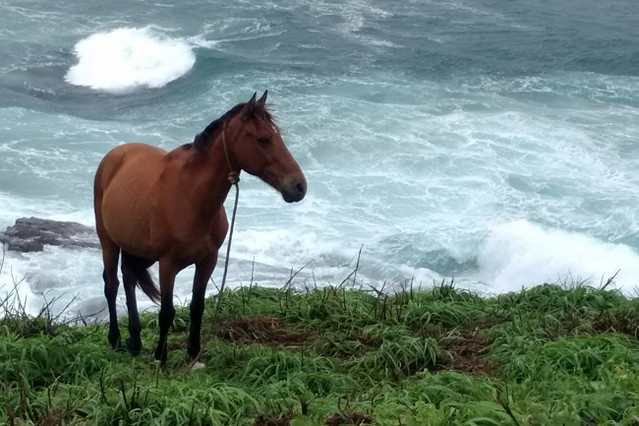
189,361,205,371
153,356,168,368
125,338,141,356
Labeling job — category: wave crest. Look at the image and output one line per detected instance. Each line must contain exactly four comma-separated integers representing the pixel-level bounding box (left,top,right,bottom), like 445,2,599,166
65,27,196,92
476,220,639,293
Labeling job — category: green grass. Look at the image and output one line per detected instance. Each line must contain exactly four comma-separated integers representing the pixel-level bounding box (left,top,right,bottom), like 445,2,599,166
2,280,639,425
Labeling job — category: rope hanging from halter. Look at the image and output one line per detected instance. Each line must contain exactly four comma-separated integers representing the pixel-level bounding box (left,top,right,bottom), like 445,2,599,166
214,121,239,320
221,121,240,185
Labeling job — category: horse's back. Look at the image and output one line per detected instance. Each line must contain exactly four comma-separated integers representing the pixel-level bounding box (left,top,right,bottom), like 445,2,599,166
96,143,166,184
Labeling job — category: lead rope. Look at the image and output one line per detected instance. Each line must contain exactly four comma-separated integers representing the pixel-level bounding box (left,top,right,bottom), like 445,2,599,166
214,122,239,321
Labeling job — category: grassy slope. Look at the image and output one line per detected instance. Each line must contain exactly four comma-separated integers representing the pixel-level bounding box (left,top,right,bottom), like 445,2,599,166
2,282,639,425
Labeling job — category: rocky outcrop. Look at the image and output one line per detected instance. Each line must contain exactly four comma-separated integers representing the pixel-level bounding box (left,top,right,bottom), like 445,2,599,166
0,217,99,252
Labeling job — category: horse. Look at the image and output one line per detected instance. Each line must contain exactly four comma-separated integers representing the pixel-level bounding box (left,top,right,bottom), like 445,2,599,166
93,91,307,366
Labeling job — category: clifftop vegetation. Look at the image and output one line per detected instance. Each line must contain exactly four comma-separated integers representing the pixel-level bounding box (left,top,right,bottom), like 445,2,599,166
2,279,639,425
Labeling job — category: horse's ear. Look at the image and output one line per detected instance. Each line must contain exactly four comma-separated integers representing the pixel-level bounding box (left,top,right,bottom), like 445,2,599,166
257,90,268,106
242,92,258,116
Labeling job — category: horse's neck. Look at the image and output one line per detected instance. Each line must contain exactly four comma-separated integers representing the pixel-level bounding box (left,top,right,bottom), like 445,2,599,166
168,142,235,216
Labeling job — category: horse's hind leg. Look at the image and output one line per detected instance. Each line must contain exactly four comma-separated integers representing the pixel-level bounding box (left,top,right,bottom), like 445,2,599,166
121,252,143,355
100,241,122,351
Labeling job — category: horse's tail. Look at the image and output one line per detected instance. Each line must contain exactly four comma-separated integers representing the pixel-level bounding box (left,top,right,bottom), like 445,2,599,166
135,267,161,305
121,252,161,304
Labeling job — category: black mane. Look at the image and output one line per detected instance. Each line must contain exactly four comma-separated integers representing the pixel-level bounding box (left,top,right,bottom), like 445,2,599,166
192,101,276,150
192,103,244,150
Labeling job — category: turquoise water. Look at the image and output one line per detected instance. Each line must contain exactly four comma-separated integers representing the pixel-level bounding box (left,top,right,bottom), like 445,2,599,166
1,0,639,316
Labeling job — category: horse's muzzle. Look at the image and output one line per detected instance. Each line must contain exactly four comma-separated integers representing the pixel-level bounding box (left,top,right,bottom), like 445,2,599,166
281,178,307,203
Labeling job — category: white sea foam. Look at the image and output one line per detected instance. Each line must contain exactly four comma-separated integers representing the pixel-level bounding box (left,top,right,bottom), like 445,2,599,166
0,250,41,317
65,27,196,92
0,246,155,320
0,192,92,230
2,247,105,317
475,220,639,294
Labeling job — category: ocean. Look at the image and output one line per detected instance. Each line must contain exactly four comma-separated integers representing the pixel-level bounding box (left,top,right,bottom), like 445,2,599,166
1,0,639,318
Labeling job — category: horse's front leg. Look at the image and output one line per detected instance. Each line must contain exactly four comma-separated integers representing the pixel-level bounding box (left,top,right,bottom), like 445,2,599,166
154,258,177,366
187,253,218,361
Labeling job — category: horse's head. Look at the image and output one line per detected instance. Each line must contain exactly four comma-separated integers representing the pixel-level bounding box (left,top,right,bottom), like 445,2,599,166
226,91,307,203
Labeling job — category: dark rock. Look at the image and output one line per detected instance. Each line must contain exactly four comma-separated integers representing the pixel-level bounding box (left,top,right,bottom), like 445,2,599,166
0,217,99,252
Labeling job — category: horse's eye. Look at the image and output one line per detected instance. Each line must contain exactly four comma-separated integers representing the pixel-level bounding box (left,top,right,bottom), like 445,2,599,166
258,137,271,146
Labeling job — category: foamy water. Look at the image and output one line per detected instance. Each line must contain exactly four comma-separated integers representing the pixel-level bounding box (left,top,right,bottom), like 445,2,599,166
1,0,639,318
476,220,639,294
65,27,196,92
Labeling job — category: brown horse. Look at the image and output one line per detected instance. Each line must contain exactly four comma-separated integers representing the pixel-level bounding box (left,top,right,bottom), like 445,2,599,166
93,91,306,365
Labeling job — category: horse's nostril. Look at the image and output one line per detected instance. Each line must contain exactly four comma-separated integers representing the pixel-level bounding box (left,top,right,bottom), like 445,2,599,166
296,182,306,195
